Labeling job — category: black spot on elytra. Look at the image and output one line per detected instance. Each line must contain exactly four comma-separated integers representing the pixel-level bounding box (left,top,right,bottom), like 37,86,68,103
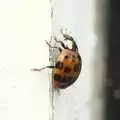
64,55,69,59
55,61,63,69
59,77,75,89
61,77,73,81
73,64,80,72
54,74,61,81
66,77,73,81
72,55,76,59
64,66,71,73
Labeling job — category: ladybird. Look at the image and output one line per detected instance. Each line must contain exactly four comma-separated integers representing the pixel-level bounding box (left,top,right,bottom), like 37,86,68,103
31,29,82,89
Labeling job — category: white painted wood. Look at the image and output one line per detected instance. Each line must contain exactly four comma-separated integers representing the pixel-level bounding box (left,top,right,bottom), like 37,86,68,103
0,0,50,120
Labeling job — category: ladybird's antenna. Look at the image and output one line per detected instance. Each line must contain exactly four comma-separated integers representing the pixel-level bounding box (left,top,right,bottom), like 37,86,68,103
54,36,67,49
60,28,78,51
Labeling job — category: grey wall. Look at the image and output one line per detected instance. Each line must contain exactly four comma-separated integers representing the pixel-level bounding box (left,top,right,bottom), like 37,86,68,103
51,0,107,120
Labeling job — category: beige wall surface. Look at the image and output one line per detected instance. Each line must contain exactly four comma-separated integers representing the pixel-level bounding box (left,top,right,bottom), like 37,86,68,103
0,0,50,120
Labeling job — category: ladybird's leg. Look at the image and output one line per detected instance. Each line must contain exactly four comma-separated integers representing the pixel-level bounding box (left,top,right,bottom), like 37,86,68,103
54,36,68,49
45,40,62,52
60,28,78,51
31,65,55,72
45,40,58,49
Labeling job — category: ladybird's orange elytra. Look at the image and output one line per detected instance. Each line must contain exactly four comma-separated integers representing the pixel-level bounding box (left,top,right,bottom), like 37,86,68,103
32,29,82,89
